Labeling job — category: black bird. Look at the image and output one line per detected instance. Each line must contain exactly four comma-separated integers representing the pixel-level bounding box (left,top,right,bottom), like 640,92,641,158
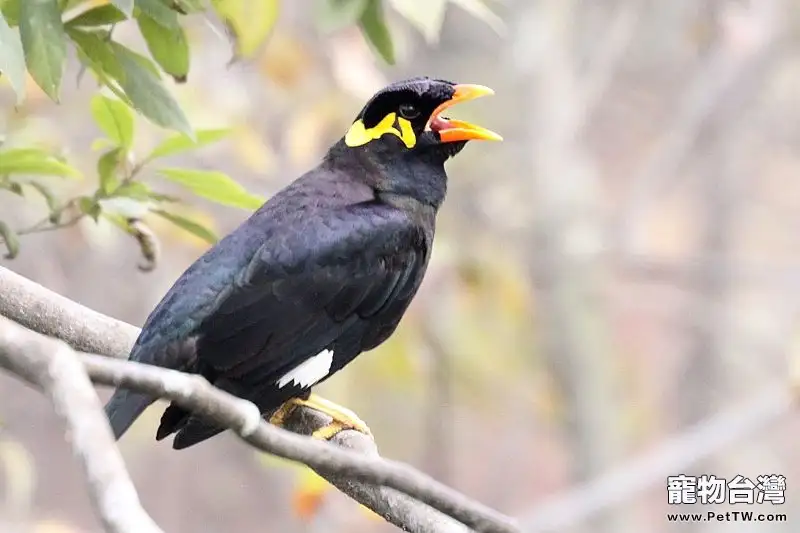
105,77,501,449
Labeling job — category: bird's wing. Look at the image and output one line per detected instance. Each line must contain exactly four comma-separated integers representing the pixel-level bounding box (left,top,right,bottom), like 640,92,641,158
111,198,429,446
160,206,428,449
194,202,428,388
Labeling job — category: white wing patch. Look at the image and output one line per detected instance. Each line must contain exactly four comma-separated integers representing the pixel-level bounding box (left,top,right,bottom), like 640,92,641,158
276,349,334,388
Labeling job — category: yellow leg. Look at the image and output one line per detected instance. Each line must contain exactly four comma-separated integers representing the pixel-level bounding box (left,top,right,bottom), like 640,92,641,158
268,394,372,440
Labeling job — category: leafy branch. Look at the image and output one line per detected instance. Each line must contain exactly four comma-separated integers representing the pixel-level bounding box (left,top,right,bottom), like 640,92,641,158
0,91,255,261
0,0,501,262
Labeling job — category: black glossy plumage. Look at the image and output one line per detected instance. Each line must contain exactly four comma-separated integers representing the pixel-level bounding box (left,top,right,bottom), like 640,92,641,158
104,77,472,449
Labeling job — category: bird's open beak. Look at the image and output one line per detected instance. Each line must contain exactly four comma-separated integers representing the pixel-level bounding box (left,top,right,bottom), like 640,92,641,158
428,84,503,143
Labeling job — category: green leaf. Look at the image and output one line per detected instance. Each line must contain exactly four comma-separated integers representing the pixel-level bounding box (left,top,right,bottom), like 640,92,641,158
91,138,116,151
211,0,279,59
358,0,394,64
90,94,135,148
61,0,92,10
0,148,82,178
68,28,125,81
110,180,177,203
147,191,179,202
101,211,131,232
171,0,205,14
111,42,192,136
314,0,369,33
97,147,122,194
19,0,67,101
0,10,26,103
388,0,446,43
96,69,135,106
158,167,264,210
112,40,161,75
111,0,134,17
65,4,127,27
134,0,179,29
70,29,160,91
136,13,189,81
153,209,218,244
78,196,102,221
0,220,19,259
147,128,230,160
26,181,59,219
0,0,20,26
113,180,152,200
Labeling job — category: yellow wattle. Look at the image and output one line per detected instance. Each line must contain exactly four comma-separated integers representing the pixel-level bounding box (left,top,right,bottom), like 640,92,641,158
344,113,417,149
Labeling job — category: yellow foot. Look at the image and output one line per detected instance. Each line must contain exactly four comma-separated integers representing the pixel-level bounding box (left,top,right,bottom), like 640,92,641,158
268,394,372,440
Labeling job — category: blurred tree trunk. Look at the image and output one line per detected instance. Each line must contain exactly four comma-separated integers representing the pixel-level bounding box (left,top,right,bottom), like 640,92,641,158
679,2,784,532
422,329,454,485
680,0,730,432
515,1,629,532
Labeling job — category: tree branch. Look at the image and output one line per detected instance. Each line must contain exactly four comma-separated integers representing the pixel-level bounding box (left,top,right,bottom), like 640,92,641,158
520,385,794,532
0,317,163,533
0,266,518,533
0,266,139,359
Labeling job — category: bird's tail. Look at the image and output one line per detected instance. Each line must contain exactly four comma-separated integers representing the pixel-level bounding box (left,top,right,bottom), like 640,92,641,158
104,389,155,439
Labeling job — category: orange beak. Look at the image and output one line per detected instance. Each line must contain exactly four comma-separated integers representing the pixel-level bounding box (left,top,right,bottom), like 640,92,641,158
428,84,503,143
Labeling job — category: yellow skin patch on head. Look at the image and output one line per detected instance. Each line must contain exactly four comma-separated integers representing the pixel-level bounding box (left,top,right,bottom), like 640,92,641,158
344,112,417,149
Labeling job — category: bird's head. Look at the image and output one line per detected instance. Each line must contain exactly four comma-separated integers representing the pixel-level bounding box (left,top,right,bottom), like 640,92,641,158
342,77,502,162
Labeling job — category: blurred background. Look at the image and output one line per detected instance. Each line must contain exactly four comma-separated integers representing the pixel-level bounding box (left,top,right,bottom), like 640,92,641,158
1,0,799,532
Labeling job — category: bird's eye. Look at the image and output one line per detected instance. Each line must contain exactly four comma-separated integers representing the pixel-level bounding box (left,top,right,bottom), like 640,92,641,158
398,103,420,120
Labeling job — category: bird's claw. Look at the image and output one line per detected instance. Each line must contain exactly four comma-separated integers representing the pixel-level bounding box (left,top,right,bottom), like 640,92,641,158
311,418,372,440
269,395,373,441
268,400,299,428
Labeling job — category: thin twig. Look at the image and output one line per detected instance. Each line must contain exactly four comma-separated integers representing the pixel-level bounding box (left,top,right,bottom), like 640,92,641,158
0,199,85,248
15,199,81,235
16,214,86,236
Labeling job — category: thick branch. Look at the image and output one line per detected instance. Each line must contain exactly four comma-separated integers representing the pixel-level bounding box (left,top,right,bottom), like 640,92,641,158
283,407,471,533
0,317,162,533
0,267,138,358
0,267,516,533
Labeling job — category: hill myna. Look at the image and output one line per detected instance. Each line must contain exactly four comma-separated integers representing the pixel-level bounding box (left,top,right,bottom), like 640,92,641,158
104,76,501,449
